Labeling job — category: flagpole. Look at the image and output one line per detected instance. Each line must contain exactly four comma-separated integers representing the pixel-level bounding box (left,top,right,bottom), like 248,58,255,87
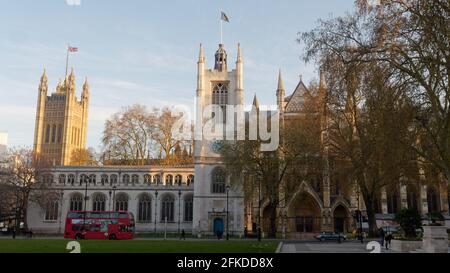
220,13,223,44
65,44,69,80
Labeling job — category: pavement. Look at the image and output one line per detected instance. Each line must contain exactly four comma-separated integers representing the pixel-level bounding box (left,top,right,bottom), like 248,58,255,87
278,240,396,253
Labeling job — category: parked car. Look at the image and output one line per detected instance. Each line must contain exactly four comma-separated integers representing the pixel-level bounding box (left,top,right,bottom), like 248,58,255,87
315,232,347,242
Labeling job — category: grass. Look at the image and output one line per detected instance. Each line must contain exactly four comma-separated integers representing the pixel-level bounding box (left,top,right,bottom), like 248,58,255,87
0,239,279,253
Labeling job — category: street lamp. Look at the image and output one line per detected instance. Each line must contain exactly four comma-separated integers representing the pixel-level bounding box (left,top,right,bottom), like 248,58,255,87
112,186,117,211
226,185,230,241
356,186,363,243
178,190,181,234
258,176,262,242
83,176,89,228
108,189,112,211
154,190,158,233
58,191,64,234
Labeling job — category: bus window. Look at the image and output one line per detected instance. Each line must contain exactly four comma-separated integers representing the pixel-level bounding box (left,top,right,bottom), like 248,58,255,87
119,225,127,232
90,225,101,232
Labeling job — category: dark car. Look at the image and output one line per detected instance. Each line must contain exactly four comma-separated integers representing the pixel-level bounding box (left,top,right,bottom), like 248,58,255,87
315,232,347,242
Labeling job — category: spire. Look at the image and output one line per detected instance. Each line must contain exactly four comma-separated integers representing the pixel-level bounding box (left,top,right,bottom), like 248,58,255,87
40,68,47,83
277,69,285,91
39,68,48,93
66,67,76,93
198,43,205,63
214,44,227,71
236,43,242,63
252,93,260,108
82,77,89,98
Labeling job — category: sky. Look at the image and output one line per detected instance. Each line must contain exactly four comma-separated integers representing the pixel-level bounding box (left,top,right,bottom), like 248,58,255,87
0,0,356,150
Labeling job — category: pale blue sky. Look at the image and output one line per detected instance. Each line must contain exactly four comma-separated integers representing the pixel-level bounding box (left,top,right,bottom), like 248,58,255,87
0,0,355,150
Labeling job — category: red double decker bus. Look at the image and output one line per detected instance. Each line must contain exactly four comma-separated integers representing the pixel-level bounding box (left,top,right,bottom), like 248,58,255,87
64,211,135,240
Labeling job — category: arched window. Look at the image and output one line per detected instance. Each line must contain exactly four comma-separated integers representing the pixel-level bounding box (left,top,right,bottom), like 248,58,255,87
331,179,340,195
57,124,63,143
79,174,88,186
386,187,399,214
58,174,66,184
212,83,228,105
175,175,182,186
101,174,108,185
211,167,226,194
153,174,161,185
92,193,106,212
89,174,96,185
138,194,152,222
132,174,139,185
45,199,59,221
69,193,83,211
110,174,118,185
144,174,151,184
68,174,75,186
187,175,194,186
212,83,228,122
427,186,440,213
115,193,128,211
123,174,130,185
42,174,54,184
161,195,174,222
45,124,50,143
166,175,173,186
448,188,450,213
407,185,418,211
51,124,57,143
184,195,193,222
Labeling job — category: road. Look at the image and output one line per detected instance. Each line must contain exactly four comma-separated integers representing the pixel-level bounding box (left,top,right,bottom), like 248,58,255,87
278,240,396,253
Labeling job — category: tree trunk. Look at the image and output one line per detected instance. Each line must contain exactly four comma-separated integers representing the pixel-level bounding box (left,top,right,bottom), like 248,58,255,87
267,204,278,238
361,191,379,238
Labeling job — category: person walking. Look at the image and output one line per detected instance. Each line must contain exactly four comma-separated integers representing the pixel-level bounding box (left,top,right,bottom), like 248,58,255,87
379,227,385,247
180,229,186,240
385,233,393,250
12,227,16,239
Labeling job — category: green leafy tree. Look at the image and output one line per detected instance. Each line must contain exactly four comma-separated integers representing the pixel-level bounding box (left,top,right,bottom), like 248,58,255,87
395,208,423,238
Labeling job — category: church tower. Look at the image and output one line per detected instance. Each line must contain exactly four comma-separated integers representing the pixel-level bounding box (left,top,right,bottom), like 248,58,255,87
33,69,89,166
193,43,245,236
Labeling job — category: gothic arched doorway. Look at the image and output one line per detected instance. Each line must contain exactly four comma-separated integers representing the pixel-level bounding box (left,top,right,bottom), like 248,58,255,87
333,204,350,233
287,191,322,234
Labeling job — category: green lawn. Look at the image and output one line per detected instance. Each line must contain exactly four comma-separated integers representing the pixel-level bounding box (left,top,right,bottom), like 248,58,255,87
0,239,279,253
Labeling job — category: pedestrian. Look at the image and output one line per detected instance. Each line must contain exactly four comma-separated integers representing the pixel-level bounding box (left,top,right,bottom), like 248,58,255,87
29,228,33,239
379,227,385,247
385,233,393,250
244,227,248,239
180,229,186,240
12,227,16,239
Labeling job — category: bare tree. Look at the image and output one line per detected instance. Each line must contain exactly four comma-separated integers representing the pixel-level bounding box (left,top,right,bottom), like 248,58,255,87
0,148,54,230
102,104,191,165
102,104,155,165
302,0,450,181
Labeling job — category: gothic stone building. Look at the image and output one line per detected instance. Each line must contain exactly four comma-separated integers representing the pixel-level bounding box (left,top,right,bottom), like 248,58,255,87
27,44,450,236
33,69,89,166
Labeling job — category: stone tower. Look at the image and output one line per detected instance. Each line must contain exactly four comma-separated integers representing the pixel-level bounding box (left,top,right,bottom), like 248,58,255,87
193,43,245,236
33,68,89,166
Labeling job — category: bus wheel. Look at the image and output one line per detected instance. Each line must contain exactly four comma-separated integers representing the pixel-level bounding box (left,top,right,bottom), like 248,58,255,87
75,234,83,240
109,234,116,240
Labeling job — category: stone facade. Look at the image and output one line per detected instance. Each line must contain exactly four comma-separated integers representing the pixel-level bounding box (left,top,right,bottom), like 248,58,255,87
193,43,245,237
27,165,195,233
